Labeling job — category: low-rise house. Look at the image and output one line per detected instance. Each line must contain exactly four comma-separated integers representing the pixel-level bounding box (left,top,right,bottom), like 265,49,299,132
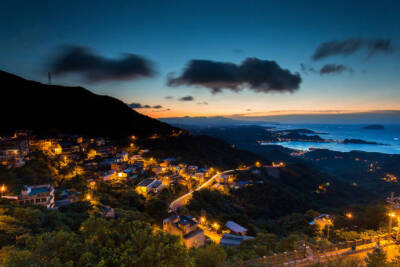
18,184,55,209
225,221,248,236
234,180,253,189
136,178,157,196
123,167,138,179
29,139,62,156
139,149,150,155
217,174,234,184
96,146,117,157
98,205,115,218
152,166,163,175
119,151,129,162
220,233,254,247
0,138,29,168
102,170,127,181
192,172,206,183
95,137,106,146
163,215,205,248
60,141,80,154
149,180,163,194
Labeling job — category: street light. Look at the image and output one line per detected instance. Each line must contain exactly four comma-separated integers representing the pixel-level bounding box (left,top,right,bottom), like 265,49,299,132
212,222,220,231
86,194,92,201
346,213,353,219
0,185,5,196
389,212,396,235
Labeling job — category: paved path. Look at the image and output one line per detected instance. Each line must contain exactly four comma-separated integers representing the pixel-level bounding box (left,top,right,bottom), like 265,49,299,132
168,169,236,212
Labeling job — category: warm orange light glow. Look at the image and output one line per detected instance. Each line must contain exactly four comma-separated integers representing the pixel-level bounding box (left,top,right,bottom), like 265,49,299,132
212,222,220,231
200,217,206,224
255,161,261,168
0,185,6,193
389,212,396,217
346,213,353,219
86,194,92,201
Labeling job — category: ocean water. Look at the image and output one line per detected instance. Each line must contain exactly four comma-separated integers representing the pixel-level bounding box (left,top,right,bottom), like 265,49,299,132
261,124,400,154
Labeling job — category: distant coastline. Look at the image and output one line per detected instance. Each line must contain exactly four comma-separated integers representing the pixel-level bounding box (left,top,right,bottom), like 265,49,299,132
362,124,385,130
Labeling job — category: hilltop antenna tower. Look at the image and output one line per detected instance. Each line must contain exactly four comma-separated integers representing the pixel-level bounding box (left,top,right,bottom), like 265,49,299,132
48,72,52,85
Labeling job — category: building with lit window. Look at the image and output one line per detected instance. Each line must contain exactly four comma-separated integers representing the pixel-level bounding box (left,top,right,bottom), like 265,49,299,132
18,184,55,209
163,215,205,248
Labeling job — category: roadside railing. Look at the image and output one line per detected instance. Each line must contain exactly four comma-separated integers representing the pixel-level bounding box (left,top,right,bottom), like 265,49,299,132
244,234,390,266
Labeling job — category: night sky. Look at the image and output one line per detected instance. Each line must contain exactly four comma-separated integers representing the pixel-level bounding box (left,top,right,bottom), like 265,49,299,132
1,0,399,121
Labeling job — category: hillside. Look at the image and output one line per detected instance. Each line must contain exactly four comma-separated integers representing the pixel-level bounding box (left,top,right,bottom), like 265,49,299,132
0,70,177,138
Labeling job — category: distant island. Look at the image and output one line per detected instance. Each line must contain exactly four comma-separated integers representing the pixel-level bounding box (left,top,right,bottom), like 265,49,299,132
342,138,384,145
362,124,384,130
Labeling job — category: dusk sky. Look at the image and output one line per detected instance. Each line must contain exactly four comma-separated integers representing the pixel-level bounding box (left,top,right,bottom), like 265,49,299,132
1,0,399,121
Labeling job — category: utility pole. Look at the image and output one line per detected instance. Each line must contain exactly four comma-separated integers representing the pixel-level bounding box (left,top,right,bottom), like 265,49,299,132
326,223,331,240
397,217,400,241
389,192,394,235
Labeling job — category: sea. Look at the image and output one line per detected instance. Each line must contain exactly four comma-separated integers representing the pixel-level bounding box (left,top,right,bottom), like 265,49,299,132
260,124,400,154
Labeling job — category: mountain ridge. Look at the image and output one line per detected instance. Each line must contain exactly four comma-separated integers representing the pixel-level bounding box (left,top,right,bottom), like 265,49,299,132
0,70,178,138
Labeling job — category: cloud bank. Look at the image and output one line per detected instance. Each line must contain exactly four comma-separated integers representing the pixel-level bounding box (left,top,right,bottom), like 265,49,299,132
167,58,301,94
50,45,155,82
128,102,162,109
312,38,395,60
179,96,194,101
301,63,353,75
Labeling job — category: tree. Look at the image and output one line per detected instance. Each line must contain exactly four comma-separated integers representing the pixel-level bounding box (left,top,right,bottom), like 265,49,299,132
365,247,388,267
193,243,227,267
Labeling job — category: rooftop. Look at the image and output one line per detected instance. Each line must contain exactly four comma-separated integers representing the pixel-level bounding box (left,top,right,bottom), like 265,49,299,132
137,178,155,187
27,186,51,196
225,220,247,233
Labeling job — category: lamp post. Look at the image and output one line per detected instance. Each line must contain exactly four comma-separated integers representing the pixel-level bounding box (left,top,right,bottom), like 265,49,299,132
0,185,5,197
397,217,400,241
389,192,394,235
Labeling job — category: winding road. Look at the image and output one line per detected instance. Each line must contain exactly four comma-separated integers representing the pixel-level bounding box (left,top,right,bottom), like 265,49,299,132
168,169,236,212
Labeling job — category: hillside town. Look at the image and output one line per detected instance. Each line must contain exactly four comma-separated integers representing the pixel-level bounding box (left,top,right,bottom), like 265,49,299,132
0,130,289,249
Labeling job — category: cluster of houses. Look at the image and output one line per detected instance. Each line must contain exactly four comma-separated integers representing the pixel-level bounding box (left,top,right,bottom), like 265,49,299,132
162,214,254,248
1,130,270,250
0,131,30,168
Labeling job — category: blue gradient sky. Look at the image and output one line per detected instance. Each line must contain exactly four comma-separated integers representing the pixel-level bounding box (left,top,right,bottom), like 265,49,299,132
1,0,399,120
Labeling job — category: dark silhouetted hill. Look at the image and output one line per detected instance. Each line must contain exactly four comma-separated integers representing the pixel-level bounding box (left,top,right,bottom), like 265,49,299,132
0,70,178,138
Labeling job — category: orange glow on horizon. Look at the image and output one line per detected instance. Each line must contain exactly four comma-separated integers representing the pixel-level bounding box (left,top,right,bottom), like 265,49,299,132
137,108,400,119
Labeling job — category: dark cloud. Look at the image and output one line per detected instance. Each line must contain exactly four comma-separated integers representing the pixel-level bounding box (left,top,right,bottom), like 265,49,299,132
179,96,194,101
300,63,353,75
367,39,396,57
168,58,301,94
50,45,155,82
319,64,353,75
165,96,173,99
128,102,162,109
312,38,396,60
